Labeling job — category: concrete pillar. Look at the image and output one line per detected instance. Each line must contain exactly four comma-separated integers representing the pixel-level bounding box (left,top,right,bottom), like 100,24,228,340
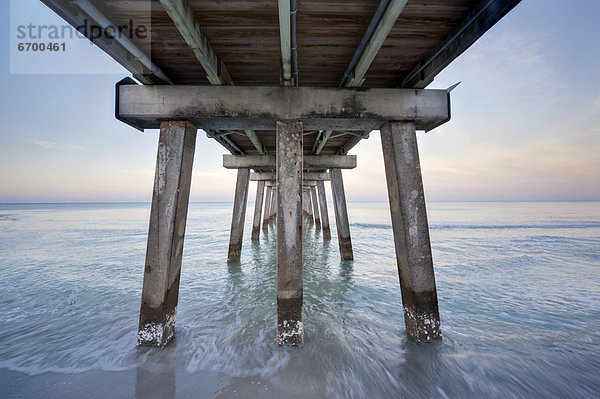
262,186,272,229
303,190,310,217
310,186,321,229
138,121,197,347
330,168,354,260
380,121,441,342
307,189,315,222
276,120,303,345
271,189,278,221
308,189,314,221
302,190,307,216
227,168,250,263
251,181,266,240
316,180,331,240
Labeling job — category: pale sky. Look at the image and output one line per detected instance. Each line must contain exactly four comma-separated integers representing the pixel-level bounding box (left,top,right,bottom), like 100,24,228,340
0,0,599,202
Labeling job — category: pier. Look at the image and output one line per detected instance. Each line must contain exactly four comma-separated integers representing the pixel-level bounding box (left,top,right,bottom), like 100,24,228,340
41,0,521,347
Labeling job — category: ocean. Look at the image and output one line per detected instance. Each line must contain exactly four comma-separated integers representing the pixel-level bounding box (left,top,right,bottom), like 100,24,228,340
0,201,599,398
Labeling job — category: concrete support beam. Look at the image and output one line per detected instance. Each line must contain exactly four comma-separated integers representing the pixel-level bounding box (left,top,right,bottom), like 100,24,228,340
330,168,354,260
305,172,330,181
316,180,331,240
138,122,197,347
117,85,450,132
251,172,276,181
380,121,441,342
224,155,356,170
251,181,266,240
262,186,273,229
251,172,330,181
310,186,321,229
227,168,250,262
276,121,303,345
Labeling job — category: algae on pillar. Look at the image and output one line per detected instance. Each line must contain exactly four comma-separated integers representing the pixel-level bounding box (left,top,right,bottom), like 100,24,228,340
276,120,304,345
380,121,441,342
138,121,197,347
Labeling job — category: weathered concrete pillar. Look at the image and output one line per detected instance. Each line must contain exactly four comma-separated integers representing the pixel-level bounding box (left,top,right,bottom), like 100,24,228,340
262,186,272,229
251,181,266,240
138,121,197,347
316,180,331,240
304,189,314,223
272,189,278,221
310,186,321,229
227,168,250,263
302,190,308,216
276,120,303,345
330,168,354,260
380,121,441,342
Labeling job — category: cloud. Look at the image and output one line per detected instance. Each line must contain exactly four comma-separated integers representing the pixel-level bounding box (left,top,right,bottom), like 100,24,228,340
26,138,56,148
25,138,83,150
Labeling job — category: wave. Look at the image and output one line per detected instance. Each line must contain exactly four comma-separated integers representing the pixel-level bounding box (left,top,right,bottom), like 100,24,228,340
430,222,600,230
351,221,600,231
350,223,391,230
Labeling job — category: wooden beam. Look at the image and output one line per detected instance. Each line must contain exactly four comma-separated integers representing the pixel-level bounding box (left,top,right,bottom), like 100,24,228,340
159,0,232,85
327,0,408,155
314,130,332,155
346,0,408,88
117,85,450,132
158,0,265,154
401,0,522,88
244,129,266,154
40,0,170,84
224,155,357,170
278,0,293,86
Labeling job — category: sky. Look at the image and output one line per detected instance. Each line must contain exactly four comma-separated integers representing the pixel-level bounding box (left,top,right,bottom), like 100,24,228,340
0,0,599,202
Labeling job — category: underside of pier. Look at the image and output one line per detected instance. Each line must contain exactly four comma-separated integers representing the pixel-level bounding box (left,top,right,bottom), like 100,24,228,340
41,0,522,347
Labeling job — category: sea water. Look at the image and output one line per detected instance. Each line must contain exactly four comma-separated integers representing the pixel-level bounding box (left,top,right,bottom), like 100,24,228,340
0,201,599,398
